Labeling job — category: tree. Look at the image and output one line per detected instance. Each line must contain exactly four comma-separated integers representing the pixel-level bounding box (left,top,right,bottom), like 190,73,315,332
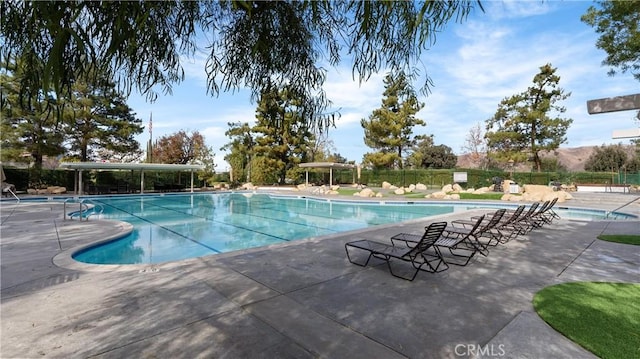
0,56,65,172
582,1,640,81
63,75,143,162
584,144,629,172
361,72,426,169
252,86,314,184
485,64,573,172
221,122,254,183
152,130,213,165
461,122,488,169
409,136,457,169
0,1,481,129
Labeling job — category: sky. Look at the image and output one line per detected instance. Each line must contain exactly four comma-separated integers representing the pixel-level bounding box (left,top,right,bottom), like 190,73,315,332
127,1,639,171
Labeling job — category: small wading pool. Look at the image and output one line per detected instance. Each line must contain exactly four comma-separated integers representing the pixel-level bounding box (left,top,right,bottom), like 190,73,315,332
68,193,636,265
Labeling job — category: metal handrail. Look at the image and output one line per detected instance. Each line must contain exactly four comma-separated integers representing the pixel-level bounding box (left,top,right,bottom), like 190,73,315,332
605,195,640,218
5,187,20,202
64,198,104,221
80,199,104,218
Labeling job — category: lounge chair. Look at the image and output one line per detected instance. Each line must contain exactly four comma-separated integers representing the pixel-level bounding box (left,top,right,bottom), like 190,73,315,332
528,200,554,229
345,221,448,281
533,197,560,226
434,215,487,266
448,209,506,248
509,202,540,234
469,205,526,243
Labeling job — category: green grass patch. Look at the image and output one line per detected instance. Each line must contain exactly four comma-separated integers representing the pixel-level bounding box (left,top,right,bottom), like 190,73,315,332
401,192,426,198
336,188,361,196
533,282,640,359
597,234,640,245
457,192,505,200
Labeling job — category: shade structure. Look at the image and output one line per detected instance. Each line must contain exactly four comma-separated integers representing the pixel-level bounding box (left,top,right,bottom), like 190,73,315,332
59,162,205,195
298,162,359,187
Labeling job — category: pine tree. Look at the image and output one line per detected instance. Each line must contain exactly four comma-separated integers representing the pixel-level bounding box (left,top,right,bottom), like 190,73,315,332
485,64,573,172
252,86,314,184
361,72,425,169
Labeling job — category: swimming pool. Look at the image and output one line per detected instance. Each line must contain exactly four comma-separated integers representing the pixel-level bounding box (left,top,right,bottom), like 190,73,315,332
72,192,636,265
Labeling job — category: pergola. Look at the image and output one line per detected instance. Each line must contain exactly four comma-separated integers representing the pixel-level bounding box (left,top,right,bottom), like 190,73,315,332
299,162,360,187
59,162,205,195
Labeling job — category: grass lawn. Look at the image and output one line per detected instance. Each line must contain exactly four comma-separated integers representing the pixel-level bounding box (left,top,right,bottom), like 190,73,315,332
458,192,505,200
533,282,640,359
597,234,640,245
336,188,361,196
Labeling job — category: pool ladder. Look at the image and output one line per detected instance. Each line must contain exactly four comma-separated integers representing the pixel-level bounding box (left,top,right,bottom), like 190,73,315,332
605,195,639,219
63,198,104,221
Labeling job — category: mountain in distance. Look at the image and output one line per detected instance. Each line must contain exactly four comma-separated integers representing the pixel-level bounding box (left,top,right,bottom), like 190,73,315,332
456,145,636,172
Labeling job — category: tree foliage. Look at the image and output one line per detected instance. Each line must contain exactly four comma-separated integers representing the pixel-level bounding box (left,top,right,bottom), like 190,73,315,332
0,1,481,130
408,136,457,169
64,75,143,162
461,122,488,169
361,72,426,169
582,1,640,81
584,144,630,172
221,122,254,183
252,86,314,184
0,56,65,170
152,130,213,166
485,64,573,172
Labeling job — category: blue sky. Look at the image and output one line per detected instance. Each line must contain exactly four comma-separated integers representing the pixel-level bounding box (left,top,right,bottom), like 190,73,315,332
127,1,639,171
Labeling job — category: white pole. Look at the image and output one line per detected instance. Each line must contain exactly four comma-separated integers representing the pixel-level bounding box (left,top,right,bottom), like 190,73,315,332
78,170,83,196
141,170,145,194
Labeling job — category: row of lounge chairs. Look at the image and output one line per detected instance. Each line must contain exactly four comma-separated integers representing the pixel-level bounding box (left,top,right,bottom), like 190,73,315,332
345,198,561,281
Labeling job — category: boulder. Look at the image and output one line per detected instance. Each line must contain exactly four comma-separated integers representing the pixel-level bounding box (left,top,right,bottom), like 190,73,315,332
442,184,453,193
382,181,392,189
429,191,447,199
449,193,460,200
330,185,340,191
404,186,413,193
375,192,384,198
408,184,416,191
358,188,375,197
48,186,67,194
389,185,398,190
452,183,463,193
394,188,405,195
415,183,427,191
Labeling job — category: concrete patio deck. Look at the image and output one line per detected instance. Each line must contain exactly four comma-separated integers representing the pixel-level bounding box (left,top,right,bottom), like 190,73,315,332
1,192,638,358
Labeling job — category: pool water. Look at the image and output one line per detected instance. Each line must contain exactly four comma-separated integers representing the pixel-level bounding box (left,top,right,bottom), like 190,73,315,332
72,193,635,265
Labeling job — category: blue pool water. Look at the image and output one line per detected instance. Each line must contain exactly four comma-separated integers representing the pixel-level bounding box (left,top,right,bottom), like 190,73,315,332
72,193,636,265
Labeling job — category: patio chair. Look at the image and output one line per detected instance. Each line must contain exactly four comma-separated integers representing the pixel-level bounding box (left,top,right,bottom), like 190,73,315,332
528,200,553,229
469,205,526,243
511,202,540,234
433,215,487,266
449,209,506,248
533,197,560,226
345,221,448,281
